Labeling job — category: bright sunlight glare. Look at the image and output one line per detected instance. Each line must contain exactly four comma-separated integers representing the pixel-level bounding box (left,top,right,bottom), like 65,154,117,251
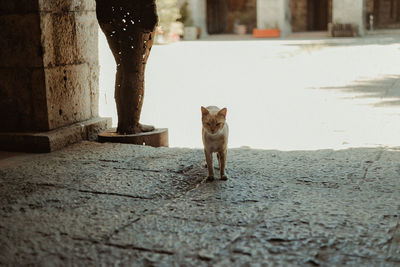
99,31,400,150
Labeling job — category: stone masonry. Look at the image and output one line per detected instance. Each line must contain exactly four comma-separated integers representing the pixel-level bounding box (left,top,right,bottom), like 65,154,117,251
0,1,48,132
257,0,292,35
0,0,110,152
332,0,366,36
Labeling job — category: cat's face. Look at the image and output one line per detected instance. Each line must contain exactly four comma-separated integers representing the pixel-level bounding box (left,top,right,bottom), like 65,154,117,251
201,106,227,134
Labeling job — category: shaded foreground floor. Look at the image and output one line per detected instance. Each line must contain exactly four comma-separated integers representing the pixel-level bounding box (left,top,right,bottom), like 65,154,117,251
1,141,400,266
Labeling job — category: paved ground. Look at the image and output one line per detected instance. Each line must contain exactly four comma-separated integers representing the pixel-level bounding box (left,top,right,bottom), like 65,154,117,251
1,141,400,266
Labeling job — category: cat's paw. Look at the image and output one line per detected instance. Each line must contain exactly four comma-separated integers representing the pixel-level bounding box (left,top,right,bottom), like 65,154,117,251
220,175,228,181
205,176,214,182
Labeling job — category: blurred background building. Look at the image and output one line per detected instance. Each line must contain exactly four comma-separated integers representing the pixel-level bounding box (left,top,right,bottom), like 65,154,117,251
180,0,400,37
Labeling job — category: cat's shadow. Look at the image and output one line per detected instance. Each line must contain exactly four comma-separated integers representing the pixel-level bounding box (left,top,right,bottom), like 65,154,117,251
179,161,228,185
202,162,230,183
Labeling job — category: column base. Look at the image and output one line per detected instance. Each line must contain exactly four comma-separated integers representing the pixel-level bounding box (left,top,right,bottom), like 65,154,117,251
0,117,112,153
98,128,169,147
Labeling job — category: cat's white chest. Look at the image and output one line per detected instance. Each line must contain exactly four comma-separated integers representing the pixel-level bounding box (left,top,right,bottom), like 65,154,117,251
205,136,222,152
202,124,228,153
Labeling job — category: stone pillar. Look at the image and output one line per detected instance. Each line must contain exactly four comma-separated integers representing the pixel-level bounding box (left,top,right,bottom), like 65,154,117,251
188,0,208,37
0,0,111,152
332,0,366,36
256,0,291,36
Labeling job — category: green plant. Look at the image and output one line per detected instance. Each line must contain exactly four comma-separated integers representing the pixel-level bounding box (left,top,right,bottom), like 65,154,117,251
177,1,194,26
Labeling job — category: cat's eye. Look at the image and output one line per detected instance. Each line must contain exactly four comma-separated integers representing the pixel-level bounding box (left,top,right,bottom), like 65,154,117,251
207,123,211,126
216,123,221,126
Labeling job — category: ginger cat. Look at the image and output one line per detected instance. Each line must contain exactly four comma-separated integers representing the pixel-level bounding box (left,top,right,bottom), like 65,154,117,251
201,106,229,181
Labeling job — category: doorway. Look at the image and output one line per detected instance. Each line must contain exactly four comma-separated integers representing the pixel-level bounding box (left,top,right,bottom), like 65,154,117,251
372,0,400,28
291,0,331,32
206,0,257,34
307,0,329,31
206,0,228,34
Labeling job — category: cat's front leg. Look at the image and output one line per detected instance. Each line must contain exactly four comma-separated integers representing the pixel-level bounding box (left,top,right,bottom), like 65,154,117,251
204,149,214,182
218,150,228,180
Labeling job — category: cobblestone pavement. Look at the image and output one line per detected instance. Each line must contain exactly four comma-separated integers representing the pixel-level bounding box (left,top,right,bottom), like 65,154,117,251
1,141,399,266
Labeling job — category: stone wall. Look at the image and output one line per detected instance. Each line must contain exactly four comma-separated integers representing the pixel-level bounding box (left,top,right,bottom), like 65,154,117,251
187,0,207,37
257,0,291,35
0,1,48,131
39,0,99,130
0,0,99,132
332,0,366,36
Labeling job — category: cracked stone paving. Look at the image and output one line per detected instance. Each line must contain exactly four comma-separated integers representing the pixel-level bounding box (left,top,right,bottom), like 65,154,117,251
1,141,400,266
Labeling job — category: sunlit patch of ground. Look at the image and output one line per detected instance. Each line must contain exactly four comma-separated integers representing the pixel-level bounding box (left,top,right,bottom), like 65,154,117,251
99,32,400,150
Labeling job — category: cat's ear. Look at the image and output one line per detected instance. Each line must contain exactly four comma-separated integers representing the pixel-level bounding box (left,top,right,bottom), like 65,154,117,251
219,107,227,118
201,106,209,116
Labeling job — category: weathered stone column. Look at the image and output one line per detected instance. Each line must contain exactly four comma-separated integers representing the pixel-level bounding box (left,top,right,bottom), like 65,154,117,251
256,0,291,36
0,0,111,152
332,0,366,36
95,0,169,147
96,0,158,134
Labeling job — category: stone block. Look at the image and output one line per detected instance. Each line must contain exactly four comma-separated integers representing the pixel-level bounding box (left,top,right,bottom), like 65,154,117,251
98,128,169,148
40,11,98,67
0,68,48,132
45,64,92,130
30,69,50,130
0,1,39,15
0,117,112,153
38,0,95,12
0,0,101,153
84,117,112,141
0,14,43,68
0,68,31,130
75,11,98,65
40,12,77,67
89,65,100,117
